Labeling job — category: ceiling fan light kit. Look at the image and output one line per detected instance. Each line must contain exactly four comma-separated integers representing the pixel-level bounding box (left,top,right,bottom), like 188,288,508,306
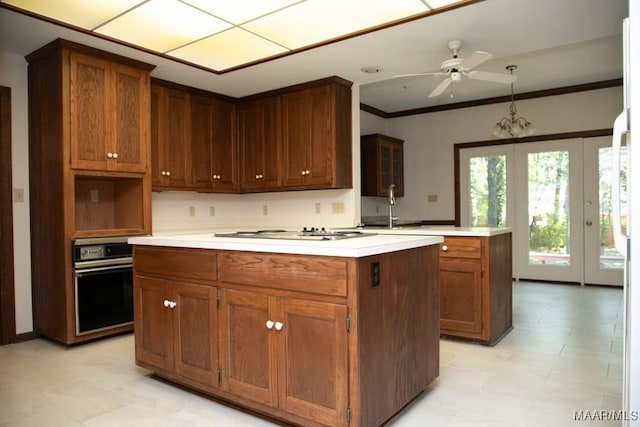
492,65,535,138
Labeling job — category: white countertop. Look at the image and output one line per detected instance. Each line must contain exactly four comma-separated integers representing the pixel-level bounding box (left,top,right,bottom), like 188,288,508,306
337,226,512,237
128,232,444,258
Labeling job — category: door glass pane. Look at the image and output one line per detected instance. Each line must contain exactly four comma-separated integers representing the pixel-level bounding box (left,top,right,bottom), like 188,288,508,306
598,146,626,269
468,155,506,227
527,150,570,266
380,144,390,189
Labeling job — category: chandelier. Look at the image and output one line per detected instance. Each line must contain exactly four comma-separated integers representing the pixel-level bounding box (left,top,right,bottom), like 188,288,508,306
492,65,534,138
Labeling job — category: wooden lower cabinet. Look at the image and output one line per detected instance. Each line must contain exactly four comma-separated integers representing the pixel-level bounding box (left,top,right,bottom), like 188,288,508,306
133,245,440,426
135,276,218,386
219,289,348,426
438,233,513,345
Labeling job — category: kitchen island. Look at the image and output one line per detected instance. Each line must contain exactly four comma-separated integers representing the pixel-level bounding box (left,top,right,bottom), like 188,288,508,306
128,232,443,427
343,226,513,345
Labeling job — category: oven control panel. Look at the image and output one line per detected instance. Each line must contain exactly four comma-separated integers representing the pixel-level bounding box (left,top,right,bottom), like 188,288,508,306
79,245,105,261
73,237,132,263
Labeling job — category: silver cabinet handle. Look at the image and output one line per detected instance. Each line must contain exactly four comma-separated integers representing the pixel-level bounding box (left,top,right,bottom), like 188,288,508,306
266,320,274,329
107,152,113,158
112,152,119,159
274,321,283,331
163,299,170,307
441,245,448,252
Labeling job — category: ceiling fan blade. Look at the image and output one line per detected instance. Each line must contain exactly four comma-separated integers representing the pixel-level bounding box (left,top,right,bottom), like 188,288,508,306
392,71,444,79
460,51,492,70
467,70,517,84
428,78,452,97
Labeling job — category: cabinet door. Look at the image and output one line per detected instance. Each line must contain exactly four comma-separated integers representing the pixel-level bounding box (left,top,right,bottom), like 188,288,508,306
69,53,148,172
219,289,277,407
191,95,213,189
151,86,191,188
391,142,404,196
173,281,218,386
282,86,332,188
69,52,110,170
111,63,149,172
239,97,281,191
439,258,483,334
276,298,348,426
191,96,237,191
135,276,174,372
210,99,237,191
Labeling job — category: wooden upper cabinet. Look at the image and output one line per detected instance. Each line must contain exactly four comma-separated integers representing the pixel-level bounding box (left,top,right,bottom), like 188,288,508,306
69,52,150,173
151,84,191,189
191,95,238,192
281,79,352,190
360,134,404,197
239,96,281,191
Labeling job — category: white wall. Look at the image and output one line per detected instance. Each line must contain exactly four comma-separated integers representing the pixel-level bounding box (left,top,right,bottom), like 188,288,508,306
360,87,623,221
0,51,32,334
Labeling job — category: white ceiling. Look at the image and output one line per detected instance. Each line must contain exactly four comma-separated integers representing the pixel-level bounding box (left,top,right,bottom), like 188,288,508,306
0,0,628,113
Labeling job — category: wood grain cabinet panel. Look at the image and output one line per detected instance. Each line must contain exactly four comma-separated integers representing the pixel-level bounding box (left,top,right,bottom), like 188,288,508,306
135,276,219,387
219,288,348,426
191,94,238,192
438,233,513,345
239,97,281,191
281,79,352,190
360,134,404,197
219,289,277,407
151,83,191,189
70,52,149,173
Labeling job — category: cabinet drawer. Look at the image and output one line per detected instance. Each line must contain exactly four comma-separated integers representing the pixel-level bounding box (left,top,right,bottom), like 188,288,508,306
218,252,348,297
134,246,217,282
440,237,481,259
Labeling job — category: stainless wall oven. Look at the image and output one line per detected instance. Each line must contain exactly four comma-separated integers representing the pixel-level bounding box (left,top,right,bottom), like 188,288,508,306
72,237,133,336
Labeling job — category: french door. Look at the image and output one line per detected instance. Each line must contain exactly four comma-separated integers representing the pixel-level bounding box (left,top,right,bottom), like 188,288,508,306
460,137,624,286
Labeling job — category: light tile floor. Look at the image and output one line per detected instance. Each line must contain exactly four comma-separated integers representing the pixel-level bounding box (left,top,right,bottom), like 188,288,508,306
0,281,623,427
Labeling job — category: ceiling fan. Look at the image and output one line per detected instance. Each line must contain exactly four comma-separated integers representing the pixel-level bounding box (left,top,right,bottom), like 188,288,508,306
393,39,517,98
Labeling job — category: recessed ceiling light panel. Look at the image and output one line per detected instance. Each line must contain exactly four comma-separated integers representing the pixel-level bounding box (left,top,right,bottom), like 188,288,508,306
95,0,232,52
2,0,142,29
169,27,288,70
182,0,300,25
242,0,429,49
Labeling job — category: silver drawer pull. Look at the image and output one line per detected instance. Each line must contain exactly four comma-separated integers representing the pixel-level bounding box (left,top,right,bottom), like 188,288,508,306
441,245,448,252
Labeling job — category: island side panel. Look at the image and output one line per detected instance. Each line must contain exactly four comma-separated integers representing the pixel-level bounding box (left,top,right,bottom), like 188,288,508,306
488,232,513,345
356,245,440,427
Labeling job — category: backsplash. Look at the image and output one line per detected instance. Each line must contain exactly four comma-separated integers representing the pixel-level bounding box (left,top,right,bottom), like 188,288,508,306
152,189,359,233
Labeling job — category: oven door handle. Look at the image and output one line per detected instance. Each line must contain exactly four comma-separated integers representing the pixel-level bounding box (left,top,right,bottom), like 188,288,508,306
74,257,132,270
75,264,132,275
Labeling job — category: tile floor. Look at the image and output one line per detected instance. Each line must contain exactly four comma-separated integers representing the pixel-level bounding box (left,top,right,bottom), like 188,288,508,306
0,281,623,427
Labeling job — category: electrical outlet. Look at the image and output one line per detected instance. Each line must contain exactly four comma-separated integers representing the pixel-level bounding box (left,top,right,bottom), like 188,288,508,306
332,202,345,214
13,188,24,203
315,202,321,214
90,189,99,202
262,205,268,215
189,206,195,217
376,205,379,214
428,194,438,203
209,206,216,216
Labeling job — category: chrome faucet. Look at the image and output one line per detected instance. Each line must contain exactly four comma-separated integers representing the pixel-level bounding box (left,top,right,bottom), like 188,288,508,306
388,184,399,228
